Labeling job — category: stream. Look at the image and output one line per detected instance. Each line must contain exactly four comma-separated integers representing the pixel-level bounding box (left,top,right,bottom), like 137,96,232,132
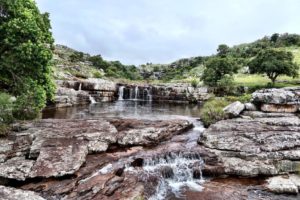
43,101,206,199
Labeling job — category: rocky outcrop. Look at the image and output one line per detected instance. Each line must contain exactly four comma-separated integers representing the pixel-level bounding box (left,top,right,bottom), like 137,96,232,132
0,186,46,200
199,114,300,177
0,118,192,182
252,87,300,113
54,78,117,107
118,83,212,103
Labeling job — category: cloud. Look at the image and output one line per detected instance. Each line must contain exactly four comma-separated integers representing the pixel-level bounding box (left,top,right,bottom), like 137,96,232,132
36,0,300,65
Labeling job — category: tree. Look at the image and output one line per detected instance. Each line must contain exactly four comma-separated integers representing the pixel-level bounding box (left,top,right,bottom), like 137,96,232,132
217,44,230,57
249,49,299,84
0,0,55,119
201,56,239,87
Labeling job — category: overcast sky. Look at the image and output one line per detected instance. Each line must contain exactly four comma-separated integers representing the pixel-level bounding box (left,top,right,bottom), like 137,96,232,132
36,0,300,65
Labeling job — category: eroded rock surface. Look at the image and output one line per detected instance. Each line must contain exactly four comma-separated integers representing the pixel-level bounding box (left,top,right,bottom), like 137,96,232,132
0,186,46,200
199,115,300,177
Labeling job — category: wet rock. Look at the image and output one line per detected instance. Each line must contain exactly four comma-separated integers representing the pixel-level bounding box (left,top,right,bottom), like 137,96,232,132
160,166,174,179
0,157,34,181
131,158,144,167
265,175,300,194
102,176,124,196
0,186,46,200
223,101,245,117
30,138,88,178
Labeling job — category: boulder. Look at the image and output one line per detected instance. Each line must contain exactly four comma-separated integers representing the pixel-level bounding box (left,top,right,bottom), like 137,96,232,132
244,103,257,111
223,101,245,117
0,186,45,200
265,175,300,194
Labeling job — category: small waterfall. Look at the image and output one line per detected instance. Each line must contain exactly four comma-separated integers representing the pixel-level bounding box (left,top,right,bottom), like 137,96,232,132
126,152,204,200
130,88,134,99
78,83,82,91
146,88,152,101
89,95,96,104
134,86,139,100
118,86,125,101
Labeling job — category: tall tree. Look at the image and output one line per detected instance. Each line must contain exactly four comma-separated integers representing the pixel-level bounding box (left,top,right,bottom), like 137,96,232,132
0,0,55,118
249,48,299,84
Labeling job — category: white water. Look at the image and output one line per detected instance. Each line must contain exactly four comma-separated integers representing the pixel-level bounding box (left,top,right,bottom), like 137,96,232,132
134,86,139,100
126,152,204,200
78,83,82,91
118,86,125,101
89,95,96,104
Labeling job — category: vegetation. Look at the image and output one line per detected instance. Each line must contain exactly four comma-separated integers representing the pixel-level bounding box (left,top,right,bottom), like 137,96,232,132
200,98,230,127
0,0,55,121
249,48,299,84
200,94,252,127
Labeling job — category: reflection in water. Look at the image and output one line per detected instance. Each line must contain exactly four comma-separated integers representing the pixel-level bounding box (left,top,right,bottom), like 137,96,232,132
43,101,203,120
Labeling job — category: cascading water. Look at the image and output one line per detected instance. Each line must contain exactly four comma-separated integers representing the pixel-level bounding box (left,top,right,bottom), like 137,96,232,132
118,86,125,101
134,86,139,100
126,152,204,200
89,95,96,104
78,83,82,91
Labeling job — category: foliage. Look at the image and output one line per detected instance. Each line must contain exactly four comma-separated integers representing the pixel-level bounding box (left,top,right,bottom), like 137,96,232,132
249,48,299,83
200,98,230,127
201,56,239,87
190,78,199,88
0,92,14,124
0,0,55,119
225,93,252,103
13,80,46,120
69,51,85,62
93,71,103,78
217,44,230,57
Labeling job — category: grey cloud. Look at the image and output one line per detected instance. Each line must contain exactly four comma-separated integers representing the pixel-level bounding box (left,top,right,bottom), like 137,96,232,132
36,0,300,65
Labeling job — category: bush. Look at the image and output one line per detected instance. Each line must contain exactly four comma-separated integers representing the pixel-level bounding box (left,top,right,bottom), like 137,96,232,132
93,71,103,78
200,98,231,127
13,82,46,120
190,78,199,88
0,92,14,124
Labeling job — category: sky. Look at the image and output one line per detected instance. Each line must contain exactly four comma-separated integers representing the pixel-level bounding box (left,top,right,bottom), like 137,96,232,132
36,0,300,65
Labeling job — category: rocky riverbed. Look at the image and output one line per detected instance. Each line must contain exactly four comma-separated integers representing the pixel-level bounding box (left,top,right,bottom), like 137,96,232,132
0,88,300,200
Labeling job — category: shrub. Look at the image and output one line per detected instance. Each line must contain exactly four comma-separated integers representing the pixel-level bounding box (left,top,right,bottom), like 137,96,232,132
190,78,199,88
0,92,14,124
93,71,103,78
13,82,46,120
200,98,230,127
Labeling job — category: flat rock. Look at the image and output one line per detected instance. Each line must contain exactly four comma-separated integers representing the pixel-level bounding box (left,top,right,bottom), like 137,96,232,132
199,116,300,176
261,104,299,113
30,138,88,178
0,186,45,200
266,175,300,194
0,157,34,181
112,119,193,146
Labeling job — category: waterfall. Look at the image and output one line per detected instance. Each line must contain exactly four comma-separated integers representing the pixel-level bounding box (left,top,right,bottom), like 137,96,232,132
146,88,152,101
118,86,125,101
126,152,204,199
134,86,139,100
89,95,96,104
78,83,82,91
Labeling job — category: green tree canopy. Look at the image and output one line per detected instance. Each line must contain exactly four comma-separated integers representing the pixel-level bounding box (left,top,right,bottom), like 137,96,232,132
217,44,230,57
249,48,299,84
201,56,239,87
0,0,55,119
